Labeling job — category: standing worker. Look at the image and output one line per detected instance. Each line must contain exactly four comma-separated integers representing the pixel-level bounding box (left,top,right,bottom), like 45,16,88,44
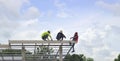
70,32,78,52
41,30,53,41
56,30,66,41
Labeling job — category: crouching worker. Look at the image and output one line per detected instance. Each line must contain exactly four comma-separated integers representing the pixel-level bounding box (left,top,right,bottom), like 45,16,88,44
70,32,78,52
56,30,66,41
41,30,53,41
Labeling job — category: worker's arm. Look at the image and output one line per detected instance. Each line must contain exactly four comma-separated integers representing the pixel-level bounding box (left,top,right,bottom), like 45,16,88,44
48,34,53,41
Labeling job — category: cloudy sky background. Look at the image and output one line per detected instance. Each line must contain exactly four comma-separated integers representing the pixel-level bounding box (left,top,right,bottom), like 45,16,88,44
0,0,120,61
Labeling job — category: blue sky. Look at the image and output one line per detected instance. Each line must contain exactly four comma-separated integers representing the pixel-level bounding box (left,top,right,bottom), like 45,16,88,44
0,0,120,61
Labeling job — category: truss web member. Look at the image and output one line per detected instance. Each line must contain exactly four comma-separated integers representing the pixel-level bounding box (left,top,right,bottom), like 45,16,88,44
41,30,53,41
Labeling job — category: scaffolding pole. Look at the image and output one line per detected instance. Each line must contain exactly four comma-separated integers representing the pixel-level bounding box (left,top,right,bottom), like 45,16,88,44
59,45,63,61
22,46,26,61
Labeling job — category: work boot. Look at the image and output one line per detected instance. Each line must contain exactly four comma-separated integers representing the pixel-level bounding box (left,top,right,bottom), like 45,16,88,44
71,50,75,53
69,42,71,45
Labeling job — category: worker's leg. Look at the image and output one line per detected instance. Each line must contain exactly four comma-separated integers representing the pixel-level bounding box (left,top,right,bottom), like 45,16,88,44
42,36,48,41
72,43,75,52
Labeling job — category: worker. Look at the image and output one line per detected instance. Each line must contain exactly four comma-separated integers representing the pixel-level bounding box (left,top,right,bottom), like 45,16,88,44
41,30,53,41
70,32,79,52
56,30,66,41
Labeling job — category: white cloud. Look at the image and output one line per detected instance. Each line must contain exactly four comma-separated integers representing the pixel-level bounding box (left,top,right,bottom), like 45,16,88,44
104,25,112,31
0,0,29,19
54,0,66,10
96,1,120,15
103,51,120,61
110,51,120,60
56,11,70,18
93,46,112,61
23,6,40,20
11,30,40,40
81,28,96,43
54,0,72,18
0,19,18,29
21,18,39,27
0,0,41,43
0,0,40,20
74,24,120,61
92,45,110,56
0,19,19,43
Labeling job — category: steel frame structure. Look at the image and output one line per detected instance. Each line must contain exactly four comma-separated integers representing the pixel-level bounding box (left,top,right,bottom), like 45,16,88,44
0,40,75,61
